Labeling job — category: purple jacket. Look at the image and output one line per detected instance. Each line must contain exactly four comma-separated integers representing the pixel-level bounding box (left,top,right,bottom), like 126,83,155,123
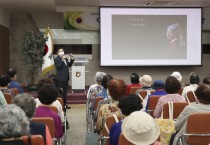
34,106,63,138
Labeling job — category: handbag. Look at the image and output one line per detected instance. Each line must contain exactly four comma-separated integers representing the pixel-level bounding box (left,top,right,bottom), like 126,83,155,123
156,102,176,145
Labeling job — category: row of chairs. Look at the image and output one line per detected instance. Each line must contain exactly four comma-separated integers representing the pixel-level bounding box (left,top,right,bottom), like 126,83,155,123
2,90,67,145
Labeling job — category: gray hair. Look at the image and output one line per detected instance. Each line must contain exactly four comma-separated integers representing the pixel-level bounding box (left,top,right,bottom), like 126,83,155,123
13,93,36,119
0,104,30,139
95,72,107,85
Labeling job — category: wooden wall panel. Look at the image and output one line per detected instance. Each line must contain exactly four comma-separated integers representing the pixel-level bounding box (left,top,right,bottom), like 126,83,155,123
0,24,9,75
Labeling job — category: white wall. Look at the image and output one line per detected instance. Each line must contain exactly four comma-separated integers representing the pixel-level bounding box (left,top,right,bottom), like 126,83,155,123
0,8,10,28
31,9,210,86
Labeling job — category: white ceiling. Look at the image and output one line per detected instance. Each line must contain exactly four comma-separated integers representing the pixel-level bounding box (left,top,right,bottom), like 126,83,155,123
1,0,210,13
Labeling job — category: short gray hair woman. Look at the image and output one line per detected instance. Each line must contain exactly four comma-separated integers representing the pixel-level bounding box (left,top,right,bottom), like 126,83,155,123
95,72,107,85
13,93,36,119
0,104,29,142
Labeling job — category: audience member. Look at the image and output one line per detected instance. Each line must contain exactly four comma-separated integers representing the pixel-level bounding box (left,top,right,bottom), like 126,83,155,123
34,84,64,139
94,74,114,118
203,77,210,85
122,111,161,145
181,72,200,98
125,73,142,95
145,80,167,111
35,78,64,123
0,74,15,98
6,68,24,94
172,84,210,145
48,74,65,97
135,75,154,110
87,71,107,100
153,76,186,118
96,74,113,99
13,93,53,145
0,104,30,145
0,91,7,105
170,71,185,87
109,94,143,145
96,79,126,132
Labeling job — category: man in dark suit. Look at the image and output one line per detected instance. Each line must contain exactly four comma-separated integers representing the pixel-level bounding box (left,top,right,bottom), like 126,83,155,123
54,48,75,109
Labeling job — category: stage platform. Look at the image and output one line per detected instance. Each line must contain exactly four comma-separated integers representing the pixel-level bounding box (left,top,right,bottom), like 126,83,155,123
25,87,88,105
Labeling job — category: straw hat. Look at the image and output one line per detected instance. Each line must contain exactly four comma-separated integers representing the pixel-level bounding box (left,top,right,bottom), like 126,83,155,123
139,75,152,87
171,71,182,82
122,111,160,145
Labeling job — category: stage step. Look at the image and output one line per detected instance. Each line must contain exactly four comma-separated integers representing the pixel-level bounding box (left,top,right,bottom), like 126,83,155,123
67,91,87,104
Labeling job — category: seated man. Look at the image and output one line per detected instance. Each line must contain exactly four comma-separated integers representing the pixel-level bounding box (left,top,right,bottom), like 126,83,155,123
7,68,24,93
125,73,142,95
0,74,15,98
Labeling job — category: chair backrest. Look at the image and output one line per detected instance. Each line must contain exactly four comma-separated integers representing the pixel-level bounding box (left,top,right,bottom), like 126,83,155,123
186,91,197,103
57,97,64,111
129,86,141,94
31,117,55,138
118,133,134,145
22,135,44,145
162,102,188,119
102,115,122,136
3,93,12,104
9,88,19,95
147,96,161,117
138,90,148,100
185,113,210,145
47,105,59,114
94,97,104,111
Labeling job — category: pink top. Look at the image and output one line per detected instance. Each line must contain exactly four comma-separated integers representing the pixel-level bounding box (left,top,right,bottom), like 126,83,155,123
153,94,186,118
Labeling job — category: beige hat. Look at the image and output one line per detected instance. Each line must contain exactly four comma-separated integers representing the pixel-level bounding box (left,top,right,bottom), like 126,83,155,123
171,71,182,82
140,75,152,87
122,111,160,145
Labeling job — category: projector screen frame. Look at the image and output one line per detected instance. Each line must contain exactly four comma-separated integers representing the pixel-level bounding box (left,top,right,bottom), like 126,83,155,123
100,6,202,67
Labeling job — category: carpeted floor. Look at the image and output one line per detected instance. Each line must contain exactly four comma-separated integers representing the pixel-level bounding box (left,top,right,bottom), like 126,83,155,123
65,104,86,145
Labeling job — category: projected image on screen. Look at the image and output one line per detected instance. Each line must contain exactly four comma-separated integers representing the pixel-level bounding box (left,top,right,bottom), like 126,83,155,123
112,15,187,59
100,7,202,66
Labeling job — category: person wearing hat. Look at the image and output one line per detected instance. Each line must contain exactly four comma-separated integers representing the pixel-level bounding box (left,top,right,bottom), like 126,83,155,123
135,75,154,110
109,94,143,145
145,80,167,112
170,71,185,87
153,76,186,118
125,73,142,96
181,72,200,98
121,111,161,145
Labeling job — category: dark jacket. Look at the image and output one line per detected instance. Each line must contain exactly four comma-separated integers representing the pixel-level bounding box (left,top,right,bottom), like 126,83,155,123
54,56,75,81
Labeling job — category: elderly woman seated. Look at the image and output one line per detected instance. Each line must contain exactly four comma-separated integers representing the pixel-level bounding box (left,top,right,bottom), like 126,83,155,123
172,84,210,145
121,111,161,145
96,79,127,132
34,84,64,139
153,76,186,118
0,104,30,145
13,93,52,145
87,71,107,100
35,78,65,123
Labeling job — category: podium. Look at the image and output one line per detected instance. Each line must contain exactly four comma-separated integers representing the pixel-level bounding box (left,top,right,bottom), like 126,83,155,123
71,57,89,90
